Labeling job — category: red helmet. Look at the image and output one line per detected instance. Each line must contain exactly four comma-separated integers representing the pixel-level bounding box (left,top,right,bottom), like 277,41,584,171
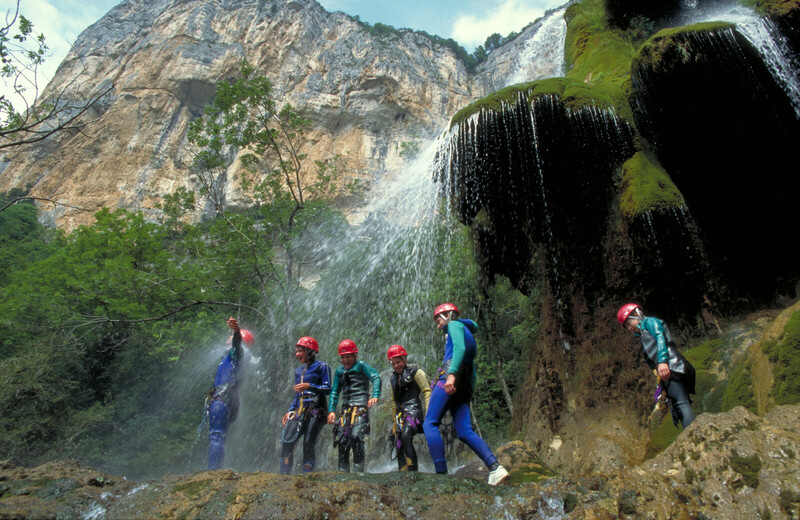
296,336,319,352
617,303,641,326
387,344,408,360
338,339,358,355
434,303,459,320
240,329,254,348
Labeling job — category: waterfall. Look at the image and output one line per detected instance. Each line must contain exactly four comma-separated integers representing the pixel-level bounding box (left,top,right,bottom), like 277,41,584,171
158,3,575,478
505,7,568,87
692,5,800,116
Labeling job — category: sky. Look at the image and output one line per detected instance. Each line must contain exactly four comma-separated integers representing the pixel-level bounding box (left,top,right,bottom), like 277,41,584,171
0,0,566,106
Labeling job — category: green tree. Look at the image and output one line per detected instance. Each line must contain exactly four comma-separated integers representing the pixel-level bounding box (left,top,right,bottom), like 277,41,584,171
177,60,350,334
0,1,112,151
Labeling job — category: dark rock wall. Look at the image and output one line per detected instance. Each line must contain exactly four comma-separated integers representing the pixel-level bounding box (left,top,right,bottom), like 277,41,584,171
631,26,800,311
441,93,635,332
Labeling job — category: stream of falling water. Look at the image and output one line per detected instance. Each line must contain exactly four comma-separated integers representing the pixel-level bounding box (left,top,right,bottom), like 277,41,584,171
157,2,573,477
686,3,800,116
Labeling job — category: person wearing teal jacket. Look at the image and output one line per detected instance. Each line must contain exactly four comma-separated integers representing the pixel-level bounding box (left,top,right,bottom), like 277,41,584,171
423,303,509,486
617,303,696,428
327,339,381,472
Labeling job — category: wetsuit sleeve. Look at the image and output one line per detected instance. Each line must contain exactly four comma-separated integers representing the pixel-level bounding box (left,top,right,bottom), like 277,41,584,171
643,318,670,364
306,362,332,395
447,321,467,375
230,329,243,362
364,362,382,399
288,369,300,412
415,369,431,414
328,367,342,413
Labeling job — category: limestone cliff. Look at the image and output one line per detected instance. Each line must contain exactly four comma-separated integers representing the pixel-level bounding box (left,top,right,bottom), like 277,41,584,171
0,0,499,229
0,0,573,230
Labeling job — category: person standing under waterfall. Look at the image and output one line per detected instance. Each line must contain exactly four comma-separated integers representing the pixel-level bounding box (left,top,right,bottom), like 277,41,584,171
617,303,696,428
424,303,509,485
280,336,332,474
327,339,381,473
207,317,254,470
387,344,430,472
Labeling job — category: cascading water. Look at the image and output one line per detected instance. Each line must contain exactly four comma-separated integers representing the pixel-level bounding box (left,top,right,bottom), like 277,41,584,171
506,7,567,86
692,4,800,117
152,1,574,478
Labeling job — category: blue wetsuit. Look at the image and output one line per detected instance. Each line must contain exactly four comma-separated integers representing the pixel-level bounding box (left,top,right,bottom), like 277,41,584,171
635,316,696,428
280,359,332,474
423,319,498,474
208,331,244,470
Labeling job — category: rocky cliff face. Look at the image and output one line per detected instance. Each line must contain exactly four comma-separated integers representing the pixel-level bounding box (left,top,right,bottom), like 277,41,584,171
0,0,500,228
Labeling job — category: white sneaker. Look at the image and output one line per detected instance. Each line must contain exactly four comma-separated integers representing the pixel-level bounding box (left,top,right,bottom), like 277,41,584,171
487,465,509,486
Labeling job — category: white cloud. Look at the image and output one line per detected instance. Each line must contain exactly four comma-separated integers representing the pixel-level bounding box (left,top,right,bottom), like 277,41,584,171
452,0,553,50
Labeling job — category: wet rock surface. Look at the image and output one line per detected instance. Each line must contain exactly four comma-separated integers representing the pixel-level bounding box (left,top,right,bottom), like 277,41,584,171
2,405,798,519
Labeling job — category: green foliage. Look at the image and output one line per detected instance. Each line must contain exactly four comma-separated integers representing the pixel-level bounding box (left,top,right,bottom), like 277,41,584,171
398,140,420,160
762,311,800,405
0,7,111,150
0,11,47,131
722,360,757,413
472,275,542,444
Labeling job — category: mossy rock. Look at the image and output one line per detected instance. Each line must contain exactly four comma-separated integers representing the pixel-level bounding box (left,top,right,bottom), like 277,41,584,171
722,361,758,413
634,22,736,72
619,151,684,217
450,77,631,129
746,0,800,18
763,310,800,405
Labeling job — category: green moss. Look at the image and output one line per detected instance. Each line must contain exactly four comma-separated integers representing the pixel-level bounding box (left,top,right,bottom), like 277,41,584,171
729,452,761,489
619,151,684,217
721,361,757,412
507,461,557,484
645,412,680,459
635,22,735,71
685,467,697,485
779,488,800,511
683,338,727,413
564,0,636,91
763,311,800,405
451,0,639,129
744,0,800,18
564,493,578,513
450,82,536,128
172,478,212,497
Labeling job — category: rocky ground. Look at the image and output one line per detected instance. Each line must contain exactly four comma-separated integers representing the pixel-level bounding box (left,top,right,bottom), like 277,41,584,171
1,405,798,519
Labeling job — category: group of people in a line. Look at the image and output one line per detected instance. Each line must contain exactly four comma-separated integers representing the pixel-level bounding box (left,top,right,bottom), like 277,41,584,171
205,302,696,485
206,304,510,485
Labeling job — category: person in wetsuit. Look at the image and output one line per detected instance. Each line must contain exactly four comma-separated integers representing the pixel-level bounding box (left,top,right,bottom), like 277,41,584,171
423,303,509,486
387,344,430,472
279,336,332,474
327,339,381,473
208,317,254,470
617,303,696,428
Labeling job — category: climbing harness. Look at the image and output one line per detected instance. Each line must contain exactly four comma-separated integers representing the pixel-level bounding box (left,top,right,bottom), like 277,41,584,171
388,411,404,461
333,405,366,450
281,366,310,444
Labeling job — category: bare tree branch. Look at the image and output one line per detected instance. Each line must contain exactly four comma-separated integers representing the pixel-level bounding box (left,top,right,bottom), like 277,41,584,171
0,195,93,214
78,300,269,325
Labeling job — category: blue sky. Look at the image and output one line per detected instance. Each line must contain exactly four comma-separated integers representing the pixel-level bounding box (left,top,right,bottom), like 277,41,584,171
1,0,566,105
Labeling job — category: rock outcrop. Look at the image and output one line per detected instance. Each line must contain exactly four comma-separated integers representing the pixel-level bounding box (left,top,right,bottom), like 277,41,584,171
0,0,563,229
1,404,798,519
